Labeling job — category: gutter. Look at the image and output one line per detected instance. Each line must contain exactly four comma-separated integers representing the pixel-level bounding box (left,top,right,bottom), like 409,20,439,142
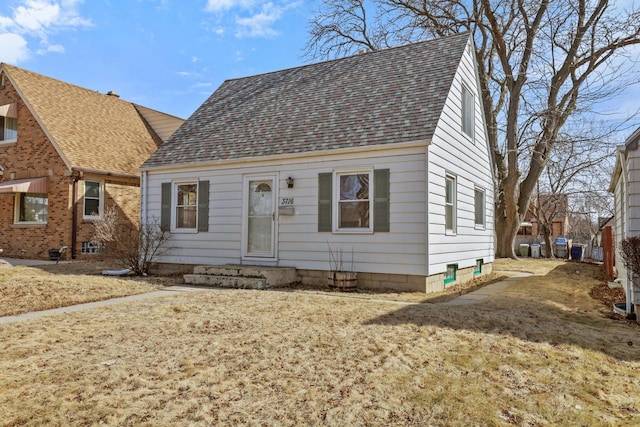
72,167,139,181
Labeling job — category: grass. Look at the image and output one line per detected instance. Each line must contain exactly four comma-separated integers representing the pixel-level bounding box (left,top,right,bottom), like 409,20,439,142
0,259,639,425
0,261,162,317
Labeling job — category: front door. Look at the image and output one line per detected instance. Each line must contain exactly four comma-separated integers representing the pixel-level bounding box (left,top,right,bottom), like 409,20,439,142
244,176,276,258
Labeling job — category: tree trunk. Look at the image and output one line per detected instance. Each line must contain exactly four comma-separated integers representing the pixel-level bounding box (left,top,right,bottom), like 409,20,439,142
542,226,555,259
495,214,519,258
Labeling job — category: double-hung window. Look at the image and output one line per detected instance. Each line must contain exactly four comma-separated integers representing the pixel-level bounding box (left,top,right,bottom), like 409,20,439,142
337,171,372,231
160,180,209,233
83,180,103,219
175,182,198,230
461,84,474,140
445,174,456,234
15,193,48,224
0,103,17,143
318,169,389,233
474,186,486,228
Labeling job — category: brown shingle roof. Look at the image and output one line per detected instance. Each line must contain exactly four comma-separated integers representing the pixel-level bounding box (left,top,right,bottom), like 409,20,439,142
3,64,162,176
142,32,470,169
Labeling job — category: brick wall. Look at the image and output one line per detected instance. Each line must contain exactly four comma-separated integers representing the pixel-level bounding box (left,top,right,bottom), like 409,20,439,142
0,72,142,260
75,175,141,259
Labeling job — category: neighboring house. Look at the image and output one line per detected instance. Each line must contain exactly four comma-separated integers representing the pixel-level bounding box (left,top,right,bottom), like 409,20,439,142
0,63,183,260
518,194,569,238
140,32,495,292
609,126,640,315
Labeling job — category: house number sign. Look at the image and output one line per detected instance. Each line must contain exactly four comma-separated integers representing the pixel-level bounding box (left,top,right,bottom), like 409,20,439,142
280,197,294,206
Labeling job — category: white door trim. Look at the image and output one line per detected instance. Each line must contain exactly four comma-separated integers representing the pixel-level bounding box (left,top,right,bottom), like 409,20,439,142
241,173,278,261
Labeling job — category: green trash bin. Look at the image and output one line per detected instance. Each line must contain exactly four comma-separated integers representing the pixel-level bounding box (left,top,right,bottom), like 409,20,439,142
519,244,530,257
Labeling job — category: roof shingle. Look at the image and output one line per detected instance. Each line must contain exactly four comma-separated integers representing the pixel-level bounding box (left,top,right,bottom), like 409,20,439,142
143,32,470,169
3,64,163,176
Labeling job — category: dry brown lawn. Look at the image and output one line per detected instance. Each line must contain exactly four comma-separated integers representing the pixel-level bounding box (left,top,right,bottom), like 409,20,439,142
0,261,162,317
1,259,639,426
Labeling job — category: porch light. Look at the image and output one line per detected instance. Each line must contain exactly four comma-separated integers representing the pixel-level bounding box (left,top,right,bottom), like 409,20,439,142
286,176,294,188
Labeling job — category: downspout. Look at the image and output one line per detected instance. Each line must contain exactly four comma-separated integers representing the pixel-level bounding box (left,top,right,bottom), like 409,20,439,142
141,170,147,226
71,175,79,259
621,149,632,314
425,144,430,280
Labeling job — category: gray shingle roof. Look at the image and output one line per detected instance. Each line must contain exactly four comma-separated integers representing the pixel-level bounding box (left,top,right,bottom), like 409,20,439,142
142,32,470,169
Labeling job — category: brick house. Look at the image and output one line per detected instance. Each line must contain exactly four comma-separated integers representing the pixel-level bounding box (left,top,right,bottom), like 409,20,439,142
0,63,183,260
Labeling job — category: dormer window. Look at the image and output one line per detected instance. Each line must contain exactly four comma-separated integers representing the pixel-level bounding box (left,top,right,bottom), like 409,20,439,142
461,84,474,140
0,103,17,143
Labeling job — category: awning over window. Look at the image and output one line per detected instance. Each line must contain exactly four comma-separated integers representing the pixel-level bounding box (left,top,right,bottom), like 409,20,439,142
0,177,48,194
0,103,17,118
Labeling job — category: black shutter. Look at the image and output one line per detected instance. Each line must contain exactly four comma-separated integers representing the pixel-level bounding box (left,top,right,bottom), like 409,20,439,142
373,169,390,232
318,172,332,232
198,180,209,232
160,182,171,231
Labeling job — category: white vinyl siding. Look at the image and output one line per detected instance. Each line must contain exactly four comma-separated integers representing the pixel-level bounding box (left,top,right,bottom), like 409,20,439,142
144,145,428,275
427,36,494,276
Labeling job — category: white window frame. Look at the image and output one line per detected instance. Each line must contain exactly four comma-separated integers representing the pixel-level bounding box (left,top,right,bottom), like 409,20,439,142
445,174,457,235
172,181,198,232
333,169,373,233
0,115,17,144
83,180,104,220
81,241,104,255
474,186,486,229
461,83,475,141
14,193,48,225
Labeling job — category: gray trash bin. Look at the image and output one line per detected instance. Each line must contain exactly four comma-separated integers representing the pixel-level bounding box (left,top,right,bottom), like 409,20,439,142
555,237,568,258
530,243,540,258
519,243,530,257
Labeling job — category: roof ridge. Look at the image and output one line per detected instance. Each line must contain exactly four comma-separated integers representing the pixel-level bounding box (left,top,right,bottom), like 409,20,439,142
223,31,471,83
1,62,133,106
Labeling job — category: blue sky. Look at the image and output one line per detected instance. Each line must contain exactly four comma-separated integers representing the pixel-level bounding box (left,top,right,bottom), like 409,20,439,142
0,0,314,119
0,0,638,136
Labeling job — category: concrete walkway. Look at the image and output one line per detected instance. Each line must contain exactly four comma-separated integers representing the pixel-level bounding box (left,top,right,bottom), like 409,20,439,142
440,271,531,306
0,272,531,325
0,286,205,325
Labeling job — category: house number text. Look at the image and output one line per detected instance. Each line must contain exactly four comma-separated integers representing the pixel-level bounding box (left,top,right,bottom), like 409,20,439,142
280,197,294,206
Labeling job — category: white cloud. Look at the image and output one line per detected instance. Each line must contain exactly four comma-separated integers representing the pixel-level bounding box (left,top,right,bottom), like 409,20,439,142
13,1,61,32
235,3,282,38
205,1,298,39
0,33,29,63
37,43,64,54
205,0,255,13
0,0,91,64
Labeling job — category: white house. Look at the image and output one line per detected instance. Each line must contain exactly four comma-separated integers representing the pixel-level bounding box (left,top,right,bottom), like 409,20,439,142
609,126,640,315
140,32,495,293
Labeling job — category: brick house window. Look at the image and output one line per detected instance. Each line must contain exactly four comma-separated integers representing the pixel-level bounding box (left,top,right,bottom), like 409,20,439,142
0,116,17,142
81,242,104,254
83,180,103,219
15,193,48,224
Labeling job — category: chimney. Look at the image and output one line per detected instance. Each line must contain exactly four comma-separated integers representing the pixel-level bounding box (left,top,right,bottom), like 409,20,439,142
106,90,120,98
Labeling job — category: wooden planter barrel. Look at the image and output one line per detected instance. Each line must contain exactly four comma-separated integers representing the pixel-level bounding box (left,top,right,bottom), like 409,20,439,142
328,271,358,291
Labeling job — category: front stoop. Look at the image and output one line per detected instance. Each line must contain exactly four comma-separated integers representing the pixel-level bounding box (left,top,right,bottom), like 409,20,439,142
184,265,298,290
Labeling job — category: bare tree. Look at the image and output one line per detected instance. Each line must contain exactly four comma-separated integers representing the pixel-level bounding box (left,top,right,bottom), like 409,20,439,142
529,121,617,256
92,207,170,275
306,0,640,257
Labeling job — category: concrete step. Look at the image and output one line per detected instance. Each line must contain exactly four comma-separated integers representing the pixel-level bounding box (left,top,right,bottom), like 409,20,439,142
184,274,269,289
191,264,297,287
